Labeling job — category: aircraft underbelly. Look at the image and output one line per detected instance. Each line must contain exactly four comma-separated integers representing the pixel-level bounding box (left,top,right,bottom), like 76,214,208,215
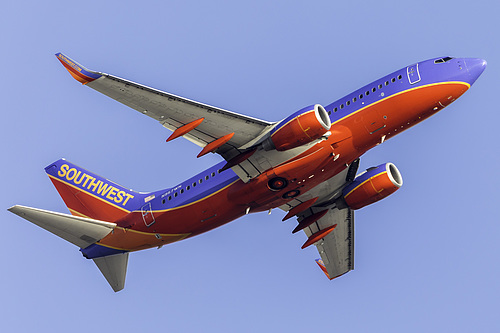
85,83,472,253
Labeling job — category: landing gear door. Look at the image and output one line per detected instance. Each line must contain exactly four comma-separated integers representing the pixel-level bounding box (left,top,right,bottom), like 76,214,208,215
407,64,421,84
141,202,155,227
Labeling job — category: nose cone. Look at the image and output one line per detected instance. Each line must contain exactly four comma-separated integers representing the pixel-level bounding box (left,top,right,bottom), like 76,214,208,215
465,58,487,85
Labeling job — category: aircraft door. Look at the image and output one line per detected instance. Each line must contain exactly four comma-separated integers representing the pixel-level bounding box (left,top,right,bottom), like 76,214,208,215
141,202,155,227
407,64,421,84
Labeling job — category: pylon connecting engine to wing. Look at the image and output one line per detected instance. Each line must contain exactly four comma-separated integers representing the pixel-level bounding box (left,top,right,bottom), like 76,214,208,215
342,163,403,210
262,104,331,151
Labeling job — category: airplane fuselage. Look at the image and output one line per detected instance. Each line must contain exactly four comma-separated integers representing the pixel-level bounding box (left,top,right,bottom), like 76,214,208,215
9,54,486,291
57,57,485,258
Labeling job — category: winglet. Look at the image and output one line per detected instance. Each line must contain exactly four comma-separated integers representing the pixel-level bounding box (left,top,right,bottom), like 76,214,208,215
315,259,334,280
55,53,102,84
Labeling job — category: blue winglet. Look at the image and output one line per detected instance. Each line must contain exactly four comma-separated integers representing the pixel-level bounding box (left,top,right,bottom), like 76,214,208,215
55,53,102,84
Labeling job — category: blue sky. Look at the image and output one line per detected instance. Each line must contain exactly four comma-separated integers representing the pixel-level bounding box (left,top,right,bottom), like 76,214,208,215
2,1,499,332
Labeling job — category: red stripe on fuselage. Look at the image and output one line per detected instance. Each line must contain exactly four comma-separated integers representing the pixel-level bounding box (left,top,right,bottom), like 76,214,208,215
334,82,470,151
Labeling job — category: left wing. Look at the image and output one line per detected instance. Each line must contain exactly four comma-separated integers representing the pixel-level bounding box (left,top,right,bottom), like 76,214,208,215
56,53,274,161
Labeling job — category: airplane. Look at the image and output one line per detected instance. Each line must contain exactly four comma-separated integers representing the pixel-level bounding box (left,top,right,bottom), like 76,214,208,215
8,53,486,292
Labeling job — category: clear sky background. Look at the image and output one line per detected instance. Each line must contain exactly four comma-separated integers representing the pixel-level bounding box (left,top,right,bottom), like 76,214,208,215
2,1,498,332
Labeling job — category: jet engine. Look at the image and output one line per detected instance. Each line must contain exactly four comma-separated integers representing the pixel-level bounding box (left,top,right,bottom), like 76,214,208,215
342,163,403,210
263,104,331,151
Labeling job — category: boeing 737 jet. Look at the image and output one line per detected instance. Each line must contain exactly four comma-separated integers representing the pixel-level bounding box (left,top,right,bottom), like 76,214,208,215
8,54,486,291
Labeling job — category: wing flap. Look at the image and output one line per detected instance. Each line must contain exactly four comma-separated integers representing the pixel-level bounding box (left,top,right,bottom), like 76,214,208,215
8,205,116,249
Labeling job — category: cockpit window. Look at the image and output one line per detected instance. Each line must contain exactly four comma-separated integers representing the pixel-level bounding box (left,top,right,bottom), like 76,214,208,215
434,57,454,64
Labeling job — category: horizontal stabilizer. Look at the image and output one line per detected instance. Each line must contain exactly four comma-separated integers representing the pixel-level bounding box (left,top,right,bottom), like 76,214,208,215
93,253,129,292
8,205,116,248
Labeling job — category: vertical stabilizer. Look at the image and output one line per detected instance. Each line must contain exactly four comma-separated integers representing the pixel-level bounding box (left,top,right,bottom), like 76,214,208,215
93,253,129,292
45,159,144,222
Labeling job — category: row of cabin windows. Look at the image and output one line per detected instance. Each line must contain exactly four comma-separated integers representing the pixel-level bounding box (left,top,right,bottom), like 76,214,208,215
327,74,403,115
161,169,222,204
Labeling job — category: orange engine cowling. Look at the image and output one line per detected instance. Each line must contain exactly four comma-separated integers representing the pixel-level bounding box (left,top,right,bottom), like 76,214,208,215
342,163,403,210
264,104,331,151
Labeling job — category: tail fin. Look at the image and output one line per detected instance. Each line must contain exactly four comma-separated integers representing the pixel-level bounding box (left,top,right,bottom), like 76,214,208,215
45,159,143,222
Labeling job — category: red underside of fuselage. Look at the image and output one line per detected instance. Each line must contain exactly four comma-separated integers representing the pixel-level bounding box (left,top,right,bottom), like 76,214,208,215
61,82,468,252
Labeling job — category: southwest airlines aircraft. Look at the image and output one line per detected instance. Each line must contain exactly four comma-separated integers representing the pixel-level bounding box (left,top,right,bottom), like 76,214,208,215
9,54,486,291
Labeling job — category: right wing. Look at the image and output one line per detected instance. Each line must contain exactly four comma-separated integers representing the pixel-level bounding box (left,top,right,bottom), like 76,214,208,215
55,53,274,161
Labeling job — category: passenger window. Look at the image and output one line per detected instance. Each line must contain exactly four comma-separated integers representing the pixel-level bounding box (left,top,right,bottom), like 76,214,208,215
199,179,203,184
187,186,190,190
168,196,172,200
334,107,338,112
398,75,402,80
211,172,215,177
162,199,165,204
180,189,184,194
205,175,209,180
391,78,396,82
378,84,382,89
174,193,178,197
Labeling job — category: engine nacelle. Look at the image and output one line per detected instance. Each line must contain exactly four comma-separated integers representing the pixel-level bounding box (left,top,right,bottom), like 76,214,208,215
263,104,331,151
342,163,403,210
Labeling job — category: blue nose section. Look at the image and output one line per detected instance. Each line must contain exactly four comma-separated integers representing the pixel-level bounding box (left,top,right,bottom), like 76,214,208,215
464,58,487,85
